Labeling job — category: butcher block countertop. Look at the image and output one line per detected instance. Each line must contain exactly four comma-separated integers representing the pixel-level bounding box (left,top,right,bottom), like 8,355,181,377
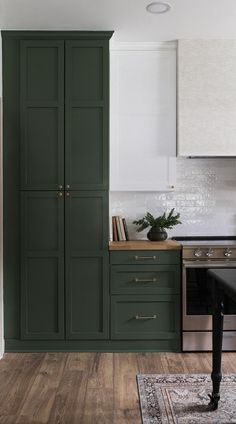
109,240,181,250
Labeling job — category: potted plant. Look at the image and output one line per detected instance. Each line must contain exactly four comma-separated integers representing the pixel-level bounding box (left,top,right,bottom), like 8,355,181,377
133,208,181,241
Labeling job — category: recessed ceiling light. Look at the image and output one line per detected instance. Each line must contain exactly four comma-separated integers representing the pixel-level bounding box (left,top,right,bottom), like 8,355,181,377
146,2,171,14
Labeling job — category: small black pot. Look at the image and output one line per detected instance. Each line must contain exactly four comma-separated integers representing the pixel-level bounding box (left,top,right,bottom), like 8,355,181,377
147,227,168,241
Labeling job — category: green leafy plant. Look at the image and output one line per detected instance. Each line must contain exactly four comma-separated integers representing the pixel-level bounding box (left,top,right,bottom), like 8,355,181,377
133,208,181,233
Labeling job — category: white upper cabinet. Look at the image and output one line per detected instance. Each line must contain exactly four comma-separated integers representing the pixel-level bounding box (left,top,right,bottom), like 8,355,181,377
178,40,236,157
110,42,177,191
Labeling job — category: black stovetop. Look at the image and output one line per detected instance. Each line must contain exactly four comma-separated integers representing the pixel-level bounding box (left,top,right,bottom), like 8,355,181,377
172,236,236,247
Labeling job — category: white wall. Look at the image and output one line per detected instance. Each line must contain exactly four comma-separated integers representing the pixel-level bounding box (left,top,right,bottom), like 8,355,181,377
110,158,236,240
0,35,3,358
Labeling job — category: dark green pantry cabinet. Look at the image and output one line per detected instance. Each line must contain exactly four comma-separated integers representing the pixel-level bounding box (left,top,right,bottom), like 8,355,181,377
3,31,113,348
20,37,109,190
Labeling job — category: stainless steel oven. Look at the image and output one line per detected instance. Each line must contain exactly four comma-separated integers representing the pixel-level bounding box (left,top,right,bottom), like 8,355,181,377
175,237,236,351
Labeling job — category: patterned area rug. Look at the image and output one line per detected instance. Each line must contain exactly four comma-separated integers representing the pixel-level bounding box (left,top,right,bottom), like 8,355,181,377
137,374,236,424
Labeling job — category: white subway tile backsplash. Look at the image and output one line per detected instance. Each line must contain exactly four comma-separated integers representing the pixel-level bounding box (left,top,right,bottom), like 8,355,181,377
110,158,236,240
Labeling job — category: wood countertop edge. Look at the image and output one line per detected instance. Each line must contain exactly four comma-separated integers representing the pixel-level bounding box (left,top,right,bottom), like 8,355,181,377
109,240,181,251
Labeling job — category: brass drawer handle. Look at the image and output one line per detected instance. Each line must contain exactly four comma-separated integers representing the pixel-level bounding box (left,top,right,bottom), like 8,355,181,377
133,278,157,283
135,314,157,320
134,255,157,260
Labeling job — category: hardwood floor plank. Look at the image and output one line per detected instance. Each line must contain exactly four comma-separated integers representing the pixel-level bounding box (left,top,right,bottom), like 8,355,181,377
0,415,17,424
113,353,141,423
0,353,44,418
65,352,94,372
87,353,113,389
82,388,114,424
222,352,236,373
48,369,84,424
164,352,189,374
16,353,67,424
63,352,94,424
136,352,164,374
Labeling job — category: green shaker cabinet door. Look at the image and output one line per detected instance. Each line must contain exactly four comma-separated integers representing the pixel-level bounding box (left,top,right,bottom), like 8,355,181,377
21,191,64,339
20,40,64,190
66,191,108,252
65,41,109,190
65,191,109,339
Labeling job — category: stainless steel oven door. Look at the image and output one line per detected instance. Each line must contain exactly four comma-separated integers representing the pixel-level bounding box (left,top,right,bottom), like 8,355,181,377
183,261,236,331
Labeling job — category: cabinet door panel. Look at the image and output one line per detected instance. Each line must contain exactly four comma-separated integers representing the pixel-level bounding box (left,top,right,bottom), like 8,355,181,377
22,257,63,338
21,191,63,252
20,40,64,190
22,107,61,189
65,190,109,339
66,191,108,253
69,45,103,101
69,107,104,187
25,45,60,101
21,191,64,339
66,256,109,339
65,40,109,190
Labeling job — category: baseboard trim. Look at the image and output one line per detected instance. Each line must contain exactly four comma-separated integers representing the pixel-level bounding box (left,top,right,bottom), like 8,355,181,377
5,339,180,352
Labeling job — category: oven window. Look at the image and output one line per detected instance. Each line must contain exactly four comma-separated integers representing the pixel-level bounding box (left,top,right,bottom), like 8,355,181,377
186,267,236,315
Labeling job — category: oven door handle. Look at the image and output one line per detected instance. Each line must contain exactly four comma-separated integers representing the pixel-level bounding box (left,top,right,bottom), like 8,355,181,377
183,261,236,268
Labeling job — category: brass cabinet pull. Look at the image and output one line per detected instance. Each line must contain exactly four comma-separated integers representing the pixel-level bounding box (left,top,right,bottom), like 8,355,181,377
66,184,70,189
134,255,157,260
66,192,70,197
135,314,157,320
58,184,63,189
133,277,157,283
58,191,63,197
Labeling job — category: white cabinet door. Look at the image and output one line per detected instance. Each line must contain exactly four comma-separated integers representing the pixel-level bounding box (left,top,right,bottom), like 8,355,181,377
178,40,236,157
110,42,177,191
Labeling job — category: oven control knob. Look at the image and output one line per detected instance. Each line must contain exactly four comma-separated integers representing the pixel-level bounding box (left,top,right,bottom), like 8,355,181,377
206,248,214,257
194,249,203,257
224,248,232,257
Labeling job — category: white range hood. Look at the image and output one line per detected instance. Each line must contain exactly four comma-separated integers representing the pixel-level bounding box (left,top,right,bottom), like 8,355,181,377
178,40,236,157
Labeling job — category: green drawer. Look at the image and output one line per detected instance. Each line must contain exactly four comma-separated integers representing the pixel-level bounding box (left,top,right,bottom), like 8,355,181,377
110,265,180,295
110,250,180,265
111,295,180,340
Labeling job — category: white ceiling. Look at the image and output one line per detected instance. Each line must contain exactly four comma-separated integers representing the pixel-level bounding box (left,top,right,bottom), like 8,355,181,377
1,0,236,41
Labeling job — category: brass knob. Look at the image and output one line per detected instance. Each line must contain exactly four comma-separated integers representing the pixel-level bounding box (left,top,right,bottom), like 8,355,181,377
58,184,63,189
66,192,70,197
66,184,70,189
58,192,63,197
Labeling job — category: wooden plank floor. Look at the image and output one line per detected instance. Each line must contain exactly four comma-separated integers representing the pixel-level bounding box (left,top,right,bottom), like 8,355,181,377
0,352,236,423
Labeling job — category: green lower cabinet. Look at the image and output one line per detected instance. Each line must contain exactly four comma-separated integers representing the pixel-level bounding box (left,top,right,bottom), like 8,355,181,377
21,257,64,340
21,191,64,340
66,255,109,339
65,190,109,340
111,295,180,340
